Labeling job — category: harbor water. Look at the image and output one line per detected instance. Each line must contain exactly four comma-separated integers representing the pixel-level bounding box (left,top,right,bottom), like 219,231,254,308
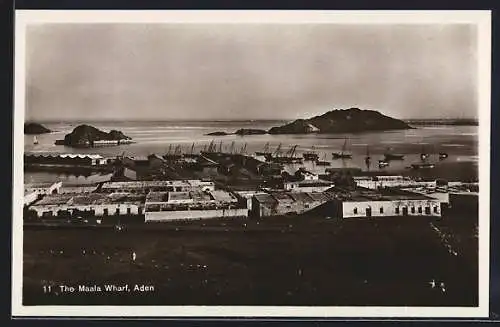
24,120,478,183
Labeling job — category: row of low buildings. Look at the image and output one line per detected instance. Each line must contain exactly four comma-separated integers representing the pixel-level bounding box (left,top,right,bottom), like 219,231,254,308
23,176,478,222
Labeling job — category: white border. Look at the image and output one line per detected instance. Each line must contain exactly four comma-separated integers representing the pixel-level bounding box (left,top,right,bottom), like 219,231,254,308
12,10,491,318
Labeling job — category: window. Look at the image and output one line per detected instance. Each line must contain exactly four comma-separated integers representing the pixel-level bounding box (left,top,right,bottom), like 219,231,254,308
418,206,422,214
411,207,415,214
127,207,132,215
379,207,384,214
433,206,438,213
353,207,358,214
425,207,431,215
395,207,400,215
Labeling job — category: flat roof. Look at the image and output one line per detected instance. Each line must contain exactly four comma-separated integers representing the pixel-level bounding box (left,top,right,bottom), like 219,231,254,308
211,190,235,202
25,181,61,189
331,187,436,202
168,192,191,201
101,180,214,189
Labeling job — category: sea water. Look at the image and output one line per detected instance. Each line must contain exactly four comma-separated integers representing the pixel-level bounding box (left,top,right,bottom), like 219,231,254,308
23,120,478,183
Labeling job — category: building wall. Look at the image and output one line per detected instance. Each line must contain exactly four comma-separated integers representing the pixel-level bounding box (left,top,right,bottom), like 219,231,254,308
145,208,248,222
341,199,441,219
254,199,327,218
31,203,141,217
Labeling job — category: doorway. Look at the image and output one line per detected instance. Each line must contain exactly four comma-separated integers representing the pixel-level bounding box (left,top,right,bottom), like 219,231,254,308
366,207,372,217
402,207,409,216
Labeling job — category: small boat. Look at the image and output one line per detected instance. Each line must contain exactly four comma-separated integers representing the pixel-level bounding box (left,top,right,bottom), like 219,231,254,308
420,145,430,161
439,152,449,160
378,160,389,168
411,162,435,170
332,138,352,159
383,148,404,160
315,153,331,166
33,136,38,145
303,146,319,161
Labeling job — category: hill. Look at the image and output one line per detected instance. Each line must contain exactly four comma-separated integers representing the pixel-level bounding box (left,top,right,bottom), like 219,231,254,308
63,124,132,147
268,108,411,134
24,122,51,134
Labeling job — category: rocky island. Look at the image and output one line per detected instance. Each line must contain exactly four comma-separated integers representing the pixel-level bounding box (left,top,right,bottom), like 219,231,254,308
24,122,51,134
56,124,133,148
206,129,268,136
268,108,412,134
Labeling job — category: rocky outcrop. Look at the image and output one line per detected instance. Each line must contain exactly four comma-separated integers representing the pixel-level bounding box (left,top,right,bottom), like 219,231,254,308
206,131,230,136
268,108,411,134
62,124,132,147
234,129,267,136
24,122,51,134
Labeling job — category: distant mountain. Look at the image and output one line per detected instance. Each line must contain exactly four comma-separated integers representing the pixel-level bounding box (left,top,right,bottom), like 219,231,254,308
24,122,51,134
234,129,268,136
268,108,411,134
62,124,132,147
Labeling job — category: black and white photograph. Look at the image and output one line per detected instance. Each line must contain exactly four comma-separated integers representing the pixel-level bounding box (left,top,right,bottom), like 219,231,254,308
12,10,491,317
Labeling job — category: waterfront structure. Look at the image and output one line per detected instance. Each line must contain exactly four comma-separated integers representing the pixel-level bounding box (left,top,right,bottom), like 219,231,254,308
28,193,144,218
24,191,38,206
25,181,62,196
284,179,334,193
99,180,215,194
25,153,108,166
354,175,436,189
58,184,100,194
401,186,450,205
295,168,319,181
144,190,248,222
251,191,333,218
328,187,441,219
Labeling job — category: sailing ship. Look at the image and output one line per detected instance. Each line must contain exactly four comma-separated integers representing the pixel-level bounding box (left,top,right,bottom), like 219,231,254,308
315,153,331,166
268,145,303,164
255,142,272,157
383,147,404,160
33,136,38,145
303,146,319,161
332,138,352,159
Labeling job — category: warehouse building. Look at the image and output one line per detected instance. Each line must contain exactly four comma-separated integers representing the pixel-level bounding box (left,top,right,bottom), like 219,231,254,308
328,187,441,219
283,179,334,193
99,180,215,194
144,189,248,222
354,175,436,189
28,192,144,218
251,191,333,218
25,153,108,166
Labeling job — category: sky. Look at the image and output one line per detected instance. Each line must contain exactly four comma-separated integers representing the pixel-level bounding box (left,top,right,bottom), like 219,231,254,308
25,23,478,121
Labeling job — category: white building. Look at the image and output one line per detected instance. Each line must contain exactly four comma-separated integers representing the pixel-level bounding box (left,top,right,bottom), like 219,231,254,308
24,191,38,206
100,180,215,194
29,193,144,218
284,179,334,193
330,187,441,219
296,169,319,181
144,190,247,222
354,176,436,189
